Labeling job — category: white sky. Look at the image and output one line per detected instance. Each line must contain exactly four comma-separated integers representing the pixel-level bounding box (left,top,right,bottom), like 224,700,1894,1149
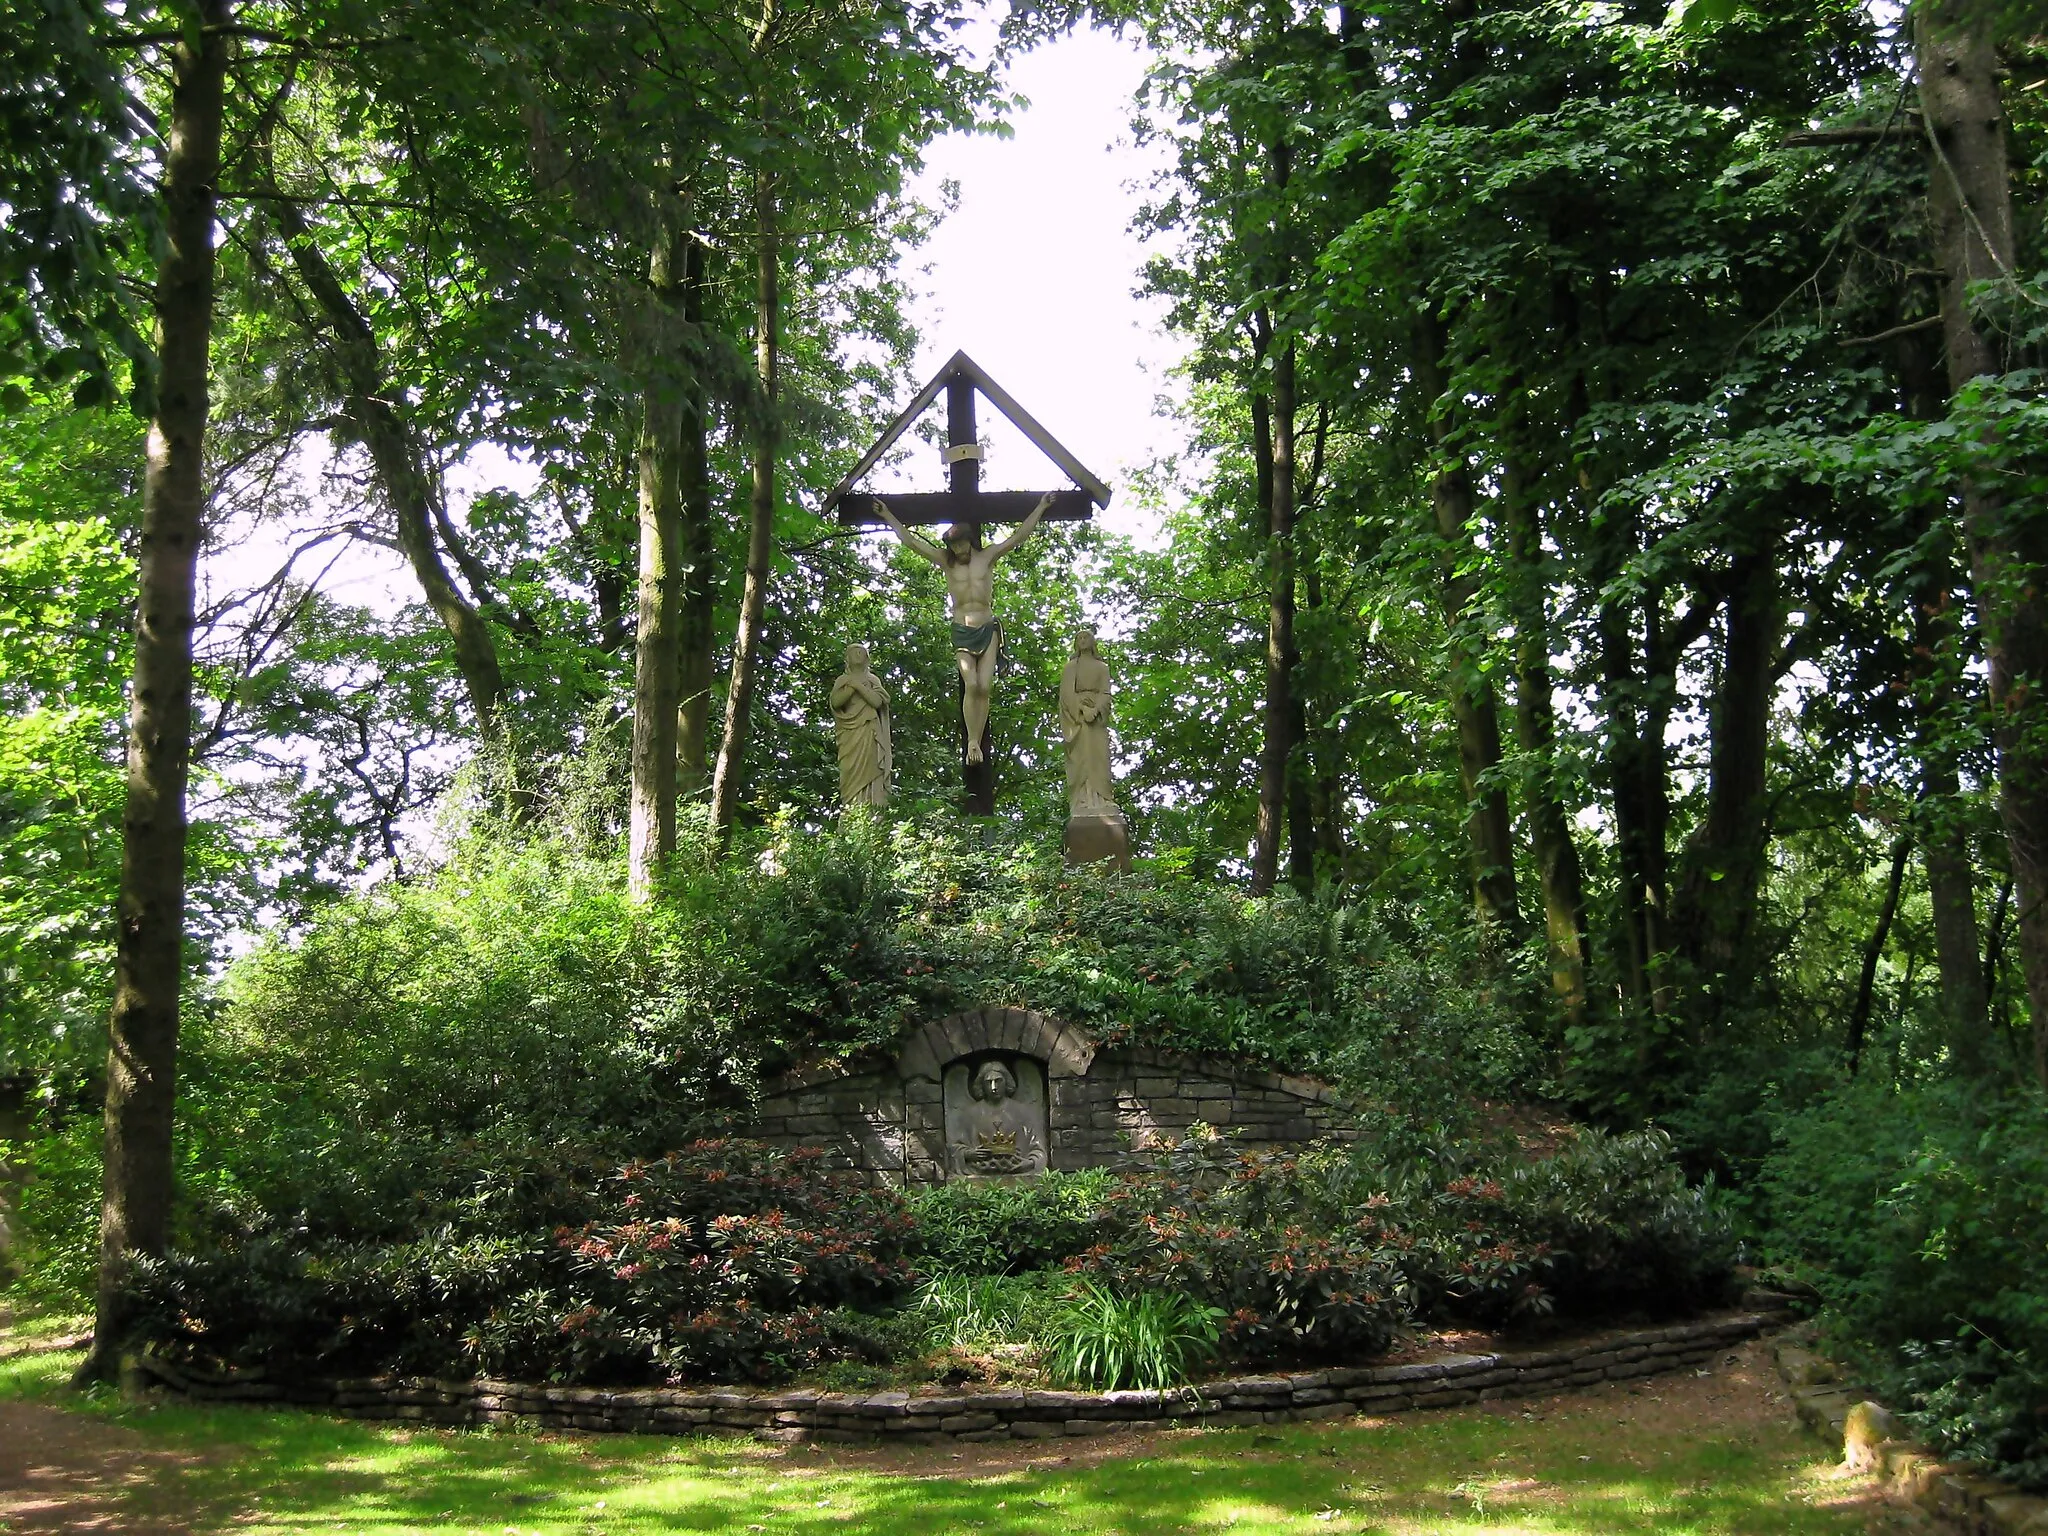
877,26,1186,542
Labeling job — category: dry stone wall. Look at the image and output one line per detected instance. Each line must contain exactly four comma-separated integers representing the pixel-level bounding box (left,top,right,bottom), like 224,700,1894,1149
137,1311,1777,1442
742,1005,1357,1184
1772,1323,2048,1534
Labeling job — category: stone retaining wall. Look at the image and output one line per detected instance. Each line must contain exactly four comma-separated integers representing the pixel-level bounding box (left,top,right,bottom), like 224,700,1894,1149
138,1311,1773,1444
1049,1046,1359,1167
745,1006,1358,1185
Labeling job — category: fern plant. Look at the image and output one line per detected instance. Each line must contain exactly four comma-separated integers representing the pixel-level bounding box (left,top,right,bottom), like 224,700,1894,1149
1048,1282,1224,1391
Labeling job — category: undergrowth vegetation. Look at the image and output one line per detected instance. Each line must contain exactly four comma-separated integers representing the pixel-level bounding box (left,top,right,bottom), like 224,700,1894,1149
112,1124,1728,1389
1761,1078,2048,1487
5,807,1538,1312
0,809,1741,1394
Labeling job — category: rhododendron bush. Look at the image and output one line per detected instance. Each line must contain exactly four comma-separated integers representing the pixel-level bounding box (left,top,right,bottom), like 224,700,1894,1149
129,1140,919,1385
546,1143,917,1382
1068,1129,1733,1366
125,1126,1729,1386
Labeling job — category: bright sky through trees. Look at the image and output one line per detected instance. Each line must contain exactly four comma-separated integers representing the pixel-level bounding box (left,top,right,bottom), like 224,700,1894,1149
887,26,1184,542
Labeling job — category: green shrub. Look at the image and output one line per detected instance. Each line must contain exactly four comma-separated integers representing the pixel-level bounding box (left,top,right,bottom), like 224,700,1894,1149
129,1228,552,1380
127,1140,918,1386
1495,1128,1735,1318
1046,1282,1223,1390
1895,1335,2048,1490
0,1111,100,1306
1317,1126,1734,1323
905,1170,1111,1274
1074,1127,1732,1365
1078,1143,1410,1366
1762,1080,2048,1487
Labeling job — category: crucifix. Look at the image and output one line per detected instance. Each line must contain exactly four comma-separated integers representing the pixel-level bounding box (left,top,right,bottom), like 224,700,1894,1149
823,351,1112,814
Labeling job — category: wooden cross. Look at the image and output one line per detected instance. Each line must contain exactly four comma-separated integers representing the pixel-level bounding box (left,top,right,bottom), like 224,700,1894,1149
822,350,1112,814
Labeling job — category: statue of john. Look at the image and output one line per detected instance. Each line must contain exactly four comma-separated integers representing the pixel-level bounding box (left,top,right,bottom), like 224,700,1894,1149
873,491,1055,765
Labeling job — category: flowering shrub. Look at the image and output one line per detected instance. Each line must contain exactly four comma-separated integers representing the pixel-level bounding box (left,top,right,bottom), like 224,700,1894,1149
1070,1127,1732,1366
543,1140,918,1382
128,1139,919,1386
1073,1146,1408,1365
1383,1172,1555,1324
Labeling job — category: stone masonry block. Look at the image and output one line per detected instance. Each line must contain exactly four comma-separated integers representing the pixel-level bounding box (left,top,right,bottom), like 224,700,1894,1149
1045,1024,1096,1077
897,1032,942,1083
1016,1012,1058,1061
991,1007,1031,1052
936,1014,980,1062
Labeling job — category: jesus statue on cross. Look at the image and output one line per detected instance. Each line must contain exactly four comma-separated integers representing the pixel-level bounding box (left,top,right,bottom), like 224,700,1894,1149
874,491,1055,764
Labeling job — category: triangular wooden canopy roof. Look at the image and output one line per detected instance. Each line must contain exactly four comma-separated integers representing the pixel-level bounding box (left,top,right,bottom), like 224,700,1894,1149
822,350,1113,523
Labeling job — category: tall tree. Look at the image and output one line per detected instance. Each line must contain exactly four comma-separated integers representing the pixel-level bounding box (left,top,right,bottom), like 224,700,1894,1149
628,216,687,895
1911,0,2041,1080
1250,310,1298,895
1897,329,1990,1069
1500,454,1590,1024
268,197,509,734
80,0,231,1384
710,171,779,837
1673,520,1784,1026
1415,320,1518,935
676,237,718,799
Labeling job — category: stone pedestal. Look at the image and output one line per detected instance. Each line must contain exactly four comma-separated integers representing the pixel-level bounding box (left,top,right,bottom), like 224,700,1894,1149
1064,814,1131,872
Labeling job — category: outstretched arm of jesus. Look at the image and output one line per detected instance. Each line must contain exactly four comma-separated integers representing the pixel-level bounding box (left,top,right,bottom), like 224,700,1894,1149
985,491,1057,557
872,498,946,566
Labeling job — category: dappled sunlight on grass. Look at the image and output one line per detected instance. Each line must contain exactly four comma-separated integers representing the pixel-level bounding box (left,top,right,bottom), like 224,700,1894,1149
0,1343,1907,1535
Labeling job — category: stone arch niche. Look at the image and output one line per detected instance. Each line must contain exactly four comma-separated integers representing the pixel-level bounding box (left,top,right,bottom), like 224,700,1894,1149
740,1005,1357,1185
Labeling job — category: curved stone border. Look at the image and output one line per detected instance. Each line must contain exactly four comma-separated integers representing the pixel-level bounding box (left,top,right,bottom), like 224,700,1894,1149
1773,1326,2048,1534
137,1311,1775,1443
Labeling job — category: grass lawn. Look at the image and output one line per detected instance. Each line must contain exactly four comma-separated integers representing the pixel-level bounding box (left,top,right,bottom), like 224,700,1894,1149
0,1331,1911,1535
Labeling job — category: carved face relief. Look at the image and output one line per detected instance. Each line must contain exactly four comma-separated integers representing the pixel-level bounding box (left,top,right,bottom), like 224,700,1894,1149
943,1054,1048,1179
971,1060,1017,1103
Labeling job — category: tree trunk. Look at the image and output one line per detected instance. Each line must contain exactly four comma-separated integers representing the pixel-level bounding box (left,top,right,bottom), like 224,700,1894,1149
1986,872,2014,1046
1303,561,1345,882
1847,832,1912,1074
1286,694,1315,894
1914,1,2040,1080
675,238,716,799
709,175,778,839
1261,337,1294,897
1597,512,1673,1023
1288,511,1327,894
1898,322,1992,1071
1250,113,1299,897
1923,755,1991,1072
1674,536,1781,1025
1250,323,1296,897
273,204,505,732
1500,459,1589,1026
1416,317,1517,934
628,223,686,898
1557,273,1667,1021
80,1,229,1386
